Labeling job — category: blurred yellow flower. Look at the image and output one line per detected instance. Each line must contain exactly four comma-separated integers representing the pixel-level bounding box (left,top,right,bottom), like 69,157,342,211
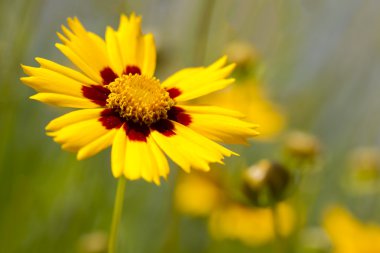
21,13,259,184
209,202,295,246
175,172,223,216
225,41,258,67
323,205,380,253
200,81,285,140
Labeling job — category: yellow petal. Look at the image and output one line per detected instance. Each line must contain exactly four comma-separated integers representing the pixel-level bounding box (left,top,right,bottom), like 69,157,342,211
187,113,259,144
105,26,124,76
153,131,211,172
21,65,88,97
111,126,127,178
58,17,110,82
172,121,237,158
46,108,104,131
35,57,94,84
123,137,155,182
152,121,236,173
56,43,102,83
151,130,191,172
162,57,236,101
50,118,110,152
161,67,203,88
112,13,157,76
117,13,142,67
147,136,170,181
176,79,235,101
179,105,245,118
30,93,100,108
207,55,228,70
139,34,156,77
77,128,116,160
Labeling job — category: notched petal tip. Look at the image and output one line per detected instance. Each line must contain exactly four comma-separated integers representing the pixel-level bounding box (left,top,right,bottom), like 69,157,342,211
76,151,87,161
29,94,39,100
20,64,34,75
46,131,57,137
153,178,161,186
34,57,44,63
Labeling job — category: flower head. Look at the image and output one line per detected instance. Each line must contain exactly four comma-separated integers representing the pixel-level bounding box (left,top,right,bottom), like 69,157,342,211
209,202,295,246
199,80,285,140
323,205,380,253
21,14,258,184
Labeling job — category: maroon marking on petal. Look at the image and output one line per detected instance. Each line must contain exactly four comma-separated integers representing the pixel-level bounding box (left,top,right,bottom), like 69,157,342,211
124,121,150,142
168,106,192,126
100,67,118,85
82,85,110,106
99,109,124,129
151,119,175,137
124,65,141,75
166,88,181,99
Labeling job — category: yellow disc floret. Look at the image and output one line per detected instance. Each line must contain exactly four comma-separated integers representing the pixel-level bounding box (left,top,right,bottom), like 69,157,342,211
106,74,175,125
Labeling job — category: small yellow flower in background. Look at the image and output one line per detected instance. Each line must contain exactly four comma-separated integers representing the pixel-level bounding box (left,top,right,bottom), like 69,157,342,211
198,41,285,140
284,131,320,160
21,13,259,184
344,147,380,194
209,202,295,246
323,205,380,253
225,41,258,67
77,231,107,253
175,172,224,216
200,81,285,140
174,170,295,246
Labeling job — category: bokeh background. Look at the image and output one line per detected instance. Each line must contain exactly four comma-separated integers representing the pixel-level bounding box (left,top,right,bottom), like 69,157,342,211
2,0,380,252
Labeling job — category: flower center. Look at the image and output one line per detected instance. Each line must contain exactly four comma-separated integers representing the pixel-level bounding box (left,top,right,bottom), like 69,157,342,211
106,74,175,125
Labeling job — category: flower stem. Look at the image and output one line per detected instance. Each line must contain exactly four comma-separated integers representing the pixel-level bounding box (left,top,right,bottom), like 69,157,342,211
271,204,283,253
195,0,216,65
108,177,126,253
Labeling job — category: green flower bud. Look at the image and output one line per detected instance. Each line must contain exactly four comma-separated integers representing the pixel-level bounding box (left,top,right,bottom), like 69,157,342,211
284,131,320,164
243,160,291,207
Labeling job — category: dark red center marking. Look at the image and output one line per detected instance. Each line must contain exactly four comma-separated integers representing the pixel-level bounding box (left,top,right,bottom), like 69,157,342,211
82,85,110,106
168,106,192,126
100,67,118,85
166,88,181,99
124,121,150,142
151,119,175,137
99,109,124,129
124,65,141,75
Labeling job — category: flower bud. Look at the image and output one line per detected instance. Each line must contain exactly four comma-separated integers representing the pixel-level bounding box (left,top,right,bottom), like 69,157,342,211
344,147,380,194
225,41,258,67
284,131,320,163
298,227,331,253
77,231,107,253
349,147,380,181
243,160,291,207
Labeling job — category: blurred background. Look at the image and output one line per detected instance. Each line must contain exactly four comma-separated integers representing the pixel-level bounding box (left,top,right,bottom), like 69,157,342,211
2,0,380,252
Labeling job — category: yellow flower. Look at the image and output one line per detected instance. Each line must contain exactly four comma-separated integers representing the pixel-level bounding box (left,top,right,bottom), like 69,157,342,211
175,172,223,216
21,14,258,184
323,205,380,253
209,202,295,246
200,80,285,140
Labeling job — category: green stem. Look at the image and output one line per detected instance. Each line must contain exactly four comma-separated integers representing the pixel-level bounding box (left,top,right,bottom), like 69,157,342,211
194,0,216,65
108,177,126,253
271,204,283,253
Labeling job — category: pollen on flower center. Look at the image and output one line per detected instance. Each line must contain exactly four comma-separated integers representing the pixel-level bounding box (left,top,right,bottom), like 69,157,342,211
106,74,175,125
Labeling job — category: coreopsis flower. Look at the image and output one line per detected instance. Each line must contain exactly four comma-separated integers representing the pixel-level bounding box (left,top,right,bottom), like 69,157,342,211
175,172,224,216
209,202,295,246
199,80,285,139
21,14,258,184
323,205,380,253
